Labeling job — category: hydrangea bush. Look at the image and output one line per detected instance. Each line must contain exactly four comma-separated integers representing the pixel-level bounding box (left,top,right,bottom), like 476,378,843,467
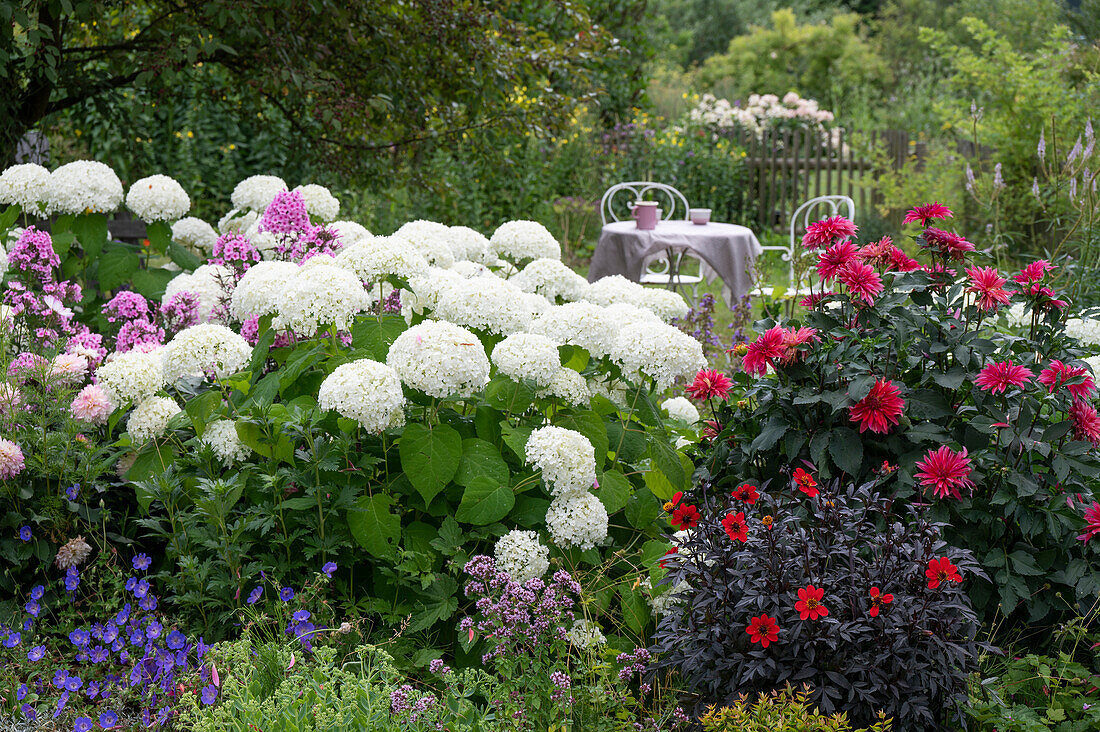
706,203,1100,624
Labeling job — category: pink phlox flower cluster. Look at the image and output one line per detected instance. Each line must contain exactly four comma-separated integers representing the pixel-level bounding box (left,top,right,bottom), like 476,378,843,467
104,291,150,324
210,233,261,271
66,332,108,367
116,320,165,353
8,227,60,284
276,225,341,263
161,292,201,335
259,189,311,235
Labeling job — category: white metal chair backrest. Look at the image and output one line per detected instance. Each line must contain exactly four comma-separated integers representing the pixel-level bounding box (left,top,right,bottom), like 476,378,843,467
600,182,691,225
757,195,855,293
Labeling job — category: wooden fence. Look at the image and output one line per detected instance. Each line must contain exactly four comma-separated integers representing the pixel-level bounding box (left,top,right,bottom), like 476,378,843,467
728,128,929,231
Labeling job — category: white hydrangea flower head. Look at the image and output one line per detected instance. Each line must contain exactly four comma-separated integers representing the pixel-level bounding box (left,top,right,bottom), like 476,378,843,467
318,359,406,432
400,267,464,320
171,217,218,251
444,226,492,263
393,222,455,268
641,577,688,616
449,260,495,278
386,320,490,398
639,288,690,321
662,396,700,423
584,274,648,308
610,322,706,389
528,302,616,358
127,396,180,444
525,426,597,496
0,247,7,279
510,258,590,302
201,419,251,464
0,163,51,216
491,332,561,388
296,253,338,270
565,619,606,649
95,350,165,404
538,368,590,407
273,264,373,336
603,302,662,330
493,530,550,582
1004,301,1029,329
231,175,287,212
430,275,549,336
294,184,340,222
1065,317,1100,347
1085,354,1100,376
231,261,299,320
334,236,429,284
125,174,191,223
48,160,123,215
329,220,372,249
162,264,233,323
162,324,252,383
546,490,608,550
217,208,259,235
490,220,561,263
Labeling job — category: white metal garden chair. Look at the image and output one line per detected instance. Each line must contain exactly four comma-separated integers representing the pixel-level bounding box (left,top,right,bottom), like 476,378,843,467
754,195,856,299
599,181,704,302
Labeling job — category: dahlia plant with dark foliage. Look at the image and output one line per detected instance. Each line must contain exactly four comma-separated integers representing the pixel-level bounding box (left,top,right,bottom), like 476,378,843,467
704,202,1100,626
652,474,988,731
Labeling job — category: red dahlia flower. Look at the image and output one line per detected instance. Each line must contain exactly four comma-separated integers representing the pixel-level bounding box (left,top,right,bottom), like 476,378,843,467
745,614,780,647
966,266,1012,311
838,260,883,304
659,546,679,568
1027,283,1069,311
914,446,974,499
848,378,905,434
868,586,893,617
802,215,858,249
886,246,922,272
799,291,834,308
742,326,786,376
792,468,819,497
975,360,1034,394
685,368,732,401
903,202,954,226
662,491,683,513
795,584,829,620
1070,399,1100,446
1077,502,1100,541
1013,260,1054,285
857,236,894,267
670,503,700,530
731,483,759,505
925,557,962,589
1038,360,1097,400
816,241,862,282
779,327,819,364
722,511,748,542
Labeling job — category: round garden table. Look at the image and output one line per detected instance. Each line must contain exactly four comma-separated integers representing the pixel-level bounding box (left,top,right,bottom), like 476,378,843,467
588,219,763,308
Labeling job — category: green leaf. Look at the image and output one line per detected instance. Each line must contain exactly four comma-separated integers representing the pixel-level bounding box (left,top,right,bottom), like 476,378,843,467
646,434,686,490
127,445,178,509
184,390,223,436
131,268,176,300
96,246,140,292
500,423,533,462
596,470,631,514
484,375,536,413
145,220,173,254
455,476,515,525
399,423,463,504
454,438,509,487
828,426,863,476
168,241,202,271
625,487,660,529
347,493,401,559
606,421,646,462
351,316,408,361
408,575,458,632
72,213,109,258
751,416,788,451
619,586,650,635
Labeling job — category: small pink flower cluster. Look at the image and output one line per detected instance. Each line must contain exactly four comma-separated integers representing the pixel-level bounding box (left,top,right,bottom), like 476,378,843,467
7,227,60,285
258,189,310,235
210,232,261,272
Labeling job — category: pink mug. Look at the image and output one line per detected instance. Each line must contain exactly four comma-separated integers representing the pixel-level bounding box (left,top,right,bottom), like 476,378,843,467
632,201,659,230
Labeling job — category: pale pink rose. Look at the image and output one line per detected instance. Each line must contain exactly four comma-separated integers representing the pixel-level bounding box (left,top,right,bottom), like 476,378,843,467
70,384,115,424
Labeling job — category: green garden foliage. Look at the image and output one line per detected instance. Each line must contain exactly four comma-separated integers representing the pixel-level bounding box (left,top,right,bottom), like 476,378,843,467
700,687,893,732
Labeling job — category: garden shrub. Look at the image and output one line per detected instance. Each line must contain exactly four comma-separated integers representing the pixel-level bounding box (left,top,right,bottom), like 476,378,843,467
966,651,1100,731
700,686,892,732
653,476,986,729
704,203,1100,625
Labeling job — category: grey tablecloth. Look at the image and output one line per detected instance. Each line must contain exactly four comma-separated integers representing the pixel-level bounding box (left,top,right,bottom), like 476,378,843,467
588,220,763,307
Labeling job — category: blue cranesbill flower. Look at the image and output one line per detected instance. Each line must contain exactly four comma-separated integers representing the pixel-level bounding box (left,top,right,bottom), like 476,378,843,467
69,628,90,647
85,680,100,698
3,631,21,648
53,669,68,687
65,675,83,692
102,622,119,644
64,567,80,592
54,690,69,715
145,620,162,639
133,578,150,599
322,561,337,577
74,715,93,732
21,703,36,720
247,586,263,604
89,645,109,663
166,630,186,650
27,645,45,662
201,685,218,705
196,637,210,659
65,484,80,501
24,600,40,617
16,683,28,700
139,594,157,611
279,587,294,602
132,553,152,571
19,525,31,541
292,609,311,622
99,710,119,729
124,577,137,592
29,584,44,600
114,604,130,625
